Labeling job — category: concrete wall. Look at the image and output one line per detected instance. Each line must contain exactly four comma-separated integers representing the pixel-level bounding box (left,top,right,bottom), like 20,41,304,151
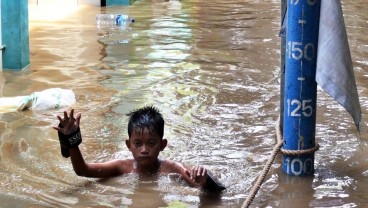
106,0,134,6
0,0,2,70
1,0,30,70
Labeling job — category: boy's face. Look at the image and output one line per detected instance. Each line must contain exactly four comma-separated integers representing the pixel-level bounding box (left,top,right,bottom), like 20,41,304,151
126,127,167,168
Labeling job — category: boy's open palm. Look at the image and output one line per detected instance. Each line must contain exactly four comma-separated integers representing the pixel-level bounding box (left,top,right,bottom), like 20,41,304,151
53,109,81,135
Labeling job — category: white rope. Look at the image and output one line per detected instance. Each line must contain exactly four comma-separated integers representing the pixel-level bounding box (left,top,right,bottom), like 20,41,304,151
241,116,283,208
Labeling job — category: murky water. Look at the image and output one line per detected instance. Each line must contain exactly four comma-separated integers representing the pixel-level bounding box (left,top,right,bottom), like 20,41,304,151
0,0,368,207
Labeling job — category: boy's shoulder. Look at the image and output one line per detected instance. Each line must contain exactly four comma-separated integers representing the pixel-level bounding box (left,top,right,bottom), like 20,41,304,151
108,158,135,174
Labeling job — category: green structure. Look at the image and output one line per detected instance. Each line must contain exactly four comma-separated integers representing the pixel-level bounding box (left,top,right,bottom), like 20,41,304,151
102,0,136,6
1,0,30,70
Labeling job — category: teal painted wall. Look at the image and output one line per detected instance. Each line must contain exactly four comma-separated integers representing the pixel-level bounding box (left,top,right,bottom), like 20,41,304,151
1,0,30,70
106,0,136,6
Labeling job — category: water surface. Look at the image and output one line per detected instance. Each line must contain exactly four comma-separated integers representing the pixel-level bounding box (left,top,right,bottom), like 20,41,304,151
1,0,368,207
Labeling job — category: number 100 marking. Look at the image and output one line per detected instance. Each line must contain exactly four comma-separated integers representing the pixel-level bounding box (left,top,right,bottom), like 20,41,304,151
285,158,313,175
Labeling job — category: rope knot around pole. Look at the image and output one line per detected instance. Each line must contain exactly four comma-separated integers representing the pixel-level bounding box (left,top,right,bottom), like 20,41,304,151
281,143,320,156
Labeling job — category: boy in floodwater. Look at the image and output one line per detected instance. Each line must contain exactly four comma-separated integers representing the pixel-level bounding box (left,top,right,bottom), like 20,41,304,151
53,106,225,192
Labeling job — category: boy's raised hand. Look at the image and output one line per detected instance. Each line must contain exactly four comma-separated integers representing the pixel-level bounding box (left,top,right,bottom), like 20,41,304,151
53,109,83,158
189,166,208,186
53,109,81,135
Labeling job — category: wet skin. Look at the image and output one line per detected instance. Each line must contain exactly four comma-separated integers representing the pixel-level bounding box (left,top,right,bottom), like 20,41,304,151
53,109,208,187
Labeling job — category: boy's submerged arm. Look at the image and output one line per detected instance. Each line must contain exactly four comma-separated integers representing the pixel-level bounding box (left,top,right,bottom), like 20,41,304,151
161,160,196,185
69,147,125,178
163,161,226,192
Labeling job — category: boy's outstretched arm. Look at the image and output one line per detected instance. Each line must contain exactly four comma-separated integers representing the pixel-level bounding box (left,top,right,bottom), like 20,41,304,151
53,109,124,178
69,147,124,178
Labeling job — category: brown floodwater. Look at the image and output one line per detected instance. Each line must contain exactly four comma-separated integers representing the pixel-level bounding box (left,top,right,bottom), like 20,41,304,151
1,0,368,207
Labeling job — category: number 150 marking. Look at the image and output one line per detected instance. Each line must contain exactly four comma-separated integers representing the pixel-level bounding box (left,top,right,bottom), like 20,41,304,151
290,0,317,6
287,41,315,61
287,99,313,117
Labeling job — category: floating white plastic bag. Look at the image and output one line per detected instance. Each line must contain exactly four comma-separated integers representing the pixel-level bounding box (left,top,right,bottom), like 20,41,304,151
28,88,76,110
0,88,76,113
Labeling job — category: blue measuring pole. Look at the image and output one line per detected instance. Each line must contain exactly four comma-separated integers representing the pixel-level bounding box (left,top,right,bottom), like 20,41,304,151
282,0,321,176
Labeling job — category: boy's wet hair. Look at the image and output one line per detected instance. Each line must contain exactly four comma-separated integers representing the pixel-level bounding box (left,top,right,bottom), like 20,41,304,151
126,106,164,139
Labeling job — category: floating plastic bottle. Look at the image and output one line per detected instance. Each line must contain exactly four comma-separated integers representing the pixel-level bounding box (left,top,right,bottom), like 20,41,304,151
96,14,135,30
